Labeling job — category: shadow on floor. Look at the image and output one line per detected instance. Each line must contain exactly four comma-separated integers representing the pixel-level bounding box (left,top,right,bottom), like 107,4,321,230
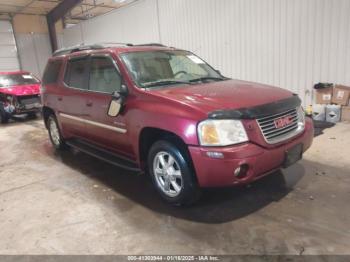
44,144,305,224
312,119,335,137
2,113,42,127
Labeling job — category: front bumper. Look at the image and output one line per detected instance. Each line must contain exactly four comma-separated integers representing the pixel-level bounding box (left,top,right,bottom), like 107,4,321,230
188,117,314,187
14,105,41,115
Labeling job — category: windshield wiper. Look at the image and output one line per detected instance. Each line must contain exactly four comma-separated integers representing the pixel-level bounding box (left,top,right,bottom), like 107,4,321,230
142,80,190,88
189,76,225,83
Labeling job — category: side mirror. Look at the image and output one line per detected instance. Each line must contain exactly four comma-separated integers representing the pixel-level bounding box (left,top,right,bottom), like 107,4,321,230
112,84,128,98
215,70,222,75
108,99,122,117
108,84,128,117
120,84,128,96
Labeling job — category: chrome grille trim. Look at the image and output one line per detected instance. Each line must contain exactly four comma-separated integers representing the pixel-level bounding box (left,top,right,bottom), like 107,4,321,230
257,107,304,144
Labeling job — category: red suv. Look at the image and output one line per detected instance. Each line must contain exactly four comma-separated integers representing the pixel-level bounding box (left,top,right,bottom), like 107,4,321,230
0,71,41,124
41,43,314,205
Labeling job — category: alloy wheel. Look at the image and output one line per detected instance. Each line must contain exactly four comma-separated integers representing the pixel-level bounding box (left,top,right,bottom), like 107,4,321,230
153,151,183,197
49,118,61,146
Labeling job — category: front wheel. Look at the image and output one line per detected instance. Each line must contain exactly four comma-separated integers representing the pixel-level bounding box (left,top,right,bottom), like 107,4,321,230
47,114,66,150
148,140,200,206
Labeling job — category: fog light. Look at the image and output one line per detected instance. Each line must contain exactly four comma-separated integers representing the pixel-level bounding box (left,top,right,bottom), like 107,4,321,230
234,166,241,176
234,164,249,178
206,151,224,159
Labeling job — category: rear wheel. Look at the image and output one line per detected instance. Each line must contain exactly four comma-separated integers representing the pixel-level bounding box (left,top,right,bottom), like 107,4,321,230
0,104,9,124
148,140,200,206
47,114,66,150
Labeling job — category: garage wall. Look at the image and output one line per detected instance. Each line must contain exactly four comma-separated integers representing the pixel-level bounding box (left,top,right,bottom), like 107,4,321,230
62,23,84,47
16,33,52,78
61,0,350,106
0,21,20,72
62,0,159,47
13,15,63,78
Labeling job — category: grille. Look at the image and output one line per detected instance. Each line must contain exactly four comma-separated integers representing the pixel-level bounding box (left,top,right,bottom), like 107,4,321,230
257,108,303,144
18,95,40,106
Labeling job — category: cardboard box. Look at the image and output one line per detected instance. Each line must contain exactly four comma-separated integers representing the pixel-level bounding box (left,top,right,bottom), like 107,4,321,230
341,106,350,121
332,85,350,105
315,87,333,104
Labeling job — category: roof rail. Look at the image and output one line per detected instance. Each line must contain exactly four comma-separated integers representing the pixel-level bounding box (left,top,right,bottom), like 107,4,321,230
97,42,134,47
52,42,134,57
52,42,168,57
133,43,166,47
53,44,104,57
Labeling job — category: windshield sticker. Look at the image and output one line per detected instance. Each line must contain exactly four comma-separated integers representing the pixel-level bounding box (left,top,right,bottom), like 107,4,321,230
22,75,33,79
187,55,205,64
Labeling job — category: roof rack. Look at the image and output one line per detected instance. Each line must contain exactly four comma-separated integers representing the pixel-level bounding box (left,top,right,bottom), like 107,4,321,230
133,43,166,47
53,42,168,57
53,44,103,57
53,42,134,57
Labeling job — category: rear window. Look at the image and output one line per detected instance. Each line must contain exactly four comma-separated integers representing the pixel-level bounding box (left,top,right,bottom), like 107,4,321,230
42,60,63,84
64,57,89,90
0,73,40,88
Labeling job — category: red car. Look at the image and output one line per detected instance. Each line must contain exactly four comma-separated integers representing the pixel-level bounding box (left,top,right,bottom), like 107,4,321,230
41,43,314,205
0,71,41,124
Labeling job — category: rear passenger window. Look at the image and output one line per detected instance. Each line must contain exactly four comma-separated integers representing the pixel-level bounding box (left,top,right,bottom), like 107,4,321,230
89,56,122,93
42,60,62,84
64,57,89,90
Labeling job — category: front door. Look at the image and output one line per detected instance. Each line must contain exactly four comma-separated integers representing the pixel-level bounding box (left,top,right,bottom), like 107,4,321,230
83,54,133,158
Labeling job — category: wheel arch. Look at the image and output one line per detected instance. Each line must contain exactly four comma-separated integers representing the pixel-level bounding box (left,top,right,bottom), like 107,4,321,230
138,127,194,173
42,106,55,128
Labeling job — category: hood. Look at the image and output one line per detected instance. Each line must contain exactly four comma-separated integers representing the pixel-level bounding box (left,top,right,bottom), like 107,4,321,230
0,84,40,96
152,79,294,113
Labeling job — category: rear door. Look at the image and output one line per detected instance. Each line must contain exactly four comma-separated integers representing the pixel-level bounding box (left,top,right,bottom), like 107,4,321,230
57,55,90,139
83,54,133,158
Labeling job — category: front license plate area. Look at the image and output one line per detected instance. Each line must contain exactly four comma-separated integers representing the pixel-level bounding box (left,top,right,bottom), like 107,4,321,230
283,144,303,168
24,103,40,110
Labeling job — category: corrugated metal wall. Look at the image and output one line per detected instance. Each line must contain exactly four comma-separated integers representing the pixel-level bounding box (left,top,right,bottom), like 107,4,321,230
62,0,159,46
0,21,20,72
62,0,350,106
16,33,52,78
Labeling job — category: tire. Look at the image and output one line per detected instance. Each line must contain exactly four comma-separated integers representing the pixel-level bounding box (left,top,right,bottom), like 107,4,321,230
47,114,66,150
0,103,9,124
148,140,201,206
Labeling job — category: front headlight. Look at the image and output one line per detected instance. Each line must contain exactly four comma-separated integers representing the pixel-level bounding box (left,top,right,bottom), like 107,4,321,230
198,119,248,146
297,106,305,129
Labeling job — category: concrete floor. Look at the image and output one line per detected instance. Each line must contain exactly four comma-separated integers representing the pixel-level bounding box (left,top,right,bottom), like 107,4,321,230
0,117,349,255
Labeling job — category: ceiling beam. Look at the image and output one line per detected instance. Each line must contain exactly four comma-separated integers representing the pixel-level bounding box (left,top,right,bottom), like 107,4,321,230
68,4,113,20
36,0,117,9
47,0,82,52
0,3,26,8
47,0,82,23
16,0,37,14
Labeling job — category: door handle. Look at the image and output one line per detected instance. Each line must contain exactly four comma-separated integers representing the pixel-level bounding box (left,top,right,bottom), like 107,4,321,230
86,101,93,107
57,97,63,101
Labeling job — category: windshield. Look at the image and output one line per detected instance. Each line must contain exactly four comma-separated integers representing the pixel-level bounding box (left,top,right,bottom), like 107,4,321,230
121,50,224,88
0,73,40,88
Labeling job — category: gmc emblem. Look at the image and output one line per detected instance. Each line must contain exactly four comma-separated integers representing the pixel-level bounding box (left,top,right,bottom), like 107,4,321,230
274,115,293,129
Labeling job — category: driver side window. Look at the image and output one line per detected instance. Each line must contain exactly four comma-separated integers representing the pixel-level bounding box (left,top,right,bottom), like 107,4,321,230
89,56,122,93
